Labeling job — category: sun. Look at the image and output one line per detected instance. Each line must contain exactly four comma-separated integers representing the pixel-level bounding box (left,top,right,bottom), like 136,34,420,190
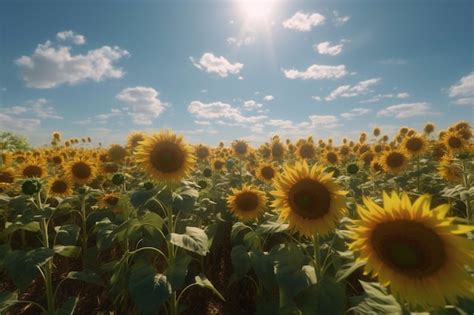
239,0,275,23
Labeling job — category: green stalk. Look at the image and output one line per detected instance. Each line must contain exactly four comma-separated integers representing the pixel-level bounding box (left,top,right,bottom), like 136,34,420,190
37,192,54,312
461,160,472,222
80,193,87,264
416,157,421,192
166,204,177,315
313,234,322,280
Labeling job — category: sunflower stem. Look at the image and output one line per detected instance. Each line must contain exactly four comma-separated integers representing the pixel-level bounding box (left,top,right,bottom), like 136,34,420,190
313,234,322,280
79,193,88,266
416,157,421,192
461,159,472,222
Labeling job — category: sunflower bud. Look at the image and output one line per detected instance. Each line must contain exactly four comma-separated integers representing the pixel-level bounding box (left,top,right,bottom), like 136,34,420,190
22,179,41,195
112,173,125,185
198,180,207,189
203,168,212,178
346,163,359,175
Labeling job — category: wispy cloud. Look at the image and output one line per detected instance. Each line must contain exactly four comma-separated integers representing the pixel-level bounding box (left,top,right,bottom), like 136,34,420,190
282,11,325,31
377,102,434,118
227,36,255,47
263,95,274,101
332,11,350,26
283,64,347,80
447,72,474,106
326,78,381,101
190,53,243,77
341,108,371,120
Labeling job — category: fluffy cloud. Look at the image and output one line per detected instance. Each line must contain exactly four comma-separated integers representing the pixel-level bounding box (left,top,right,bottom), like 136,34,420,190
377,102,432,118
242,100,263,110
15,40,129,88
341,108,371,120
282,12,325,31
263,95,274,101
283,64,347,80
190,53,243,77
116,87,166,125
4,98,63,120
227,36,256,47
0,113,40,132
359,92,410,103
397,92,410,98
333,11,350,26
326,78,381,101
265,115,340,138
56,30,85,45
448,72,474,106
315,41,345,56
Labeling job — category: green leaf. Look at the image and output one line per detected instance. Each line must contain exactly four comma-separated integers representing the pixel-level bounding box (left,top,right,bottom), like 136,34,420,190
295,276,346,315
350,281,404,314
164,254,192,291
249,251,277,291
230,245,251,282
54,224,80,246
4,248,55,290
128,264,172,314
195,274,225,301
1,221,40,238
335,260,366,282
231,222,252,241
67,269,103,286
243,231,262,250
0,291,18,313
256,221,289,235
138,211,164,231
169,226,209,256
54,245,80,258
55,296,78,315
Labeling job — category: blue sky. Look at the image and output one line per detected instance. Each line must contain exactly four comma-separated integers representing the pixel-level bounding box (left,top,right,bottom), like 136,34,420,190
1,0,473,146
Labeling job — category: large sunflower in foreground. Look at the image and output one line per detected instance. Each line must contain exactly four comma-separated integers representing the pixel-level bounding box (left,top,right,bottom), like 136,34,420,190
348,192,474,309
66,155,98,185
134,130,195,182
271,161,347,236
227,184,267,221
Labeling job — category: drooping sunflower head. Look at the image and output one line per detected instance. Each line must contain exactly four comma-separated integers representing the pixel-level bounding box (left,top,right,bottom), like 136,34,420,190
96,192,121,210
47,176,73,197
256,163,277,183
401,134,428,156
127,132,145,151
442,130,468,153
437,155,463,183
232,140,250,157
380,149,409,174
347,192,474,309
66,155,98,185
108,144,127,163
0,167,16,189
18,157,47,179
134,130,195,183
227,184,267,221
271,161,347,236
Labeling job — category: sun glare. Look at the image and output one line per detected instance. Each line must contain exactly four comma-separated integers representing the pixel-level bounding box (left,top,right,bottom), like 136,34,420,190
240,0,275,23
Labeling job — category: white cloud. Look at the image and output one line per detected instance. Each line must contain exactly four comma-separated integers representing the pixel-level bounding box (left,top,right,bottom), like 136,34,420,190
3,98,62,120
116,87,166,125
227,36,256,47
396,92,410,98
283,64,347,80
238,76,244,80
377,102,432,118
15,40,129,88
263,95,274,101
190,53,243,77
0,113,40,132
333,11,350,26
454,98,474,106
448,72,474,98
312,96,322,101
341,108,371,120
282,11,326,31
242,100,263,110
315,41,345,56
194,120,211,125
326,78,381,101
56,30,86,45
359,91,410,103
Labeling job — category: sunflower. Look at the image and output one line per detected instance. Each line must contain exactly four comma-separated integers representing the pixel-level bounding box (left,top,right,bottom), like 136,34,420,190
324,151,339,165
134,130,195,182
348,192,474,309
0,167,16,189
107,144,127,163
66,155,98,185
1,152,13,166
424,123,435,135
232,140,250,158
195,144,210,160
437,155,463,183
96,192,121,209
442,130,468,153
271,140,286,160
296,142,316,160
211,159,225,171
47,176,73,197
127,132,145,150
18,158,47,178
401,134,428,157
379,149,409,174
256,163,277,183
271,161,347,236
227,184,267,221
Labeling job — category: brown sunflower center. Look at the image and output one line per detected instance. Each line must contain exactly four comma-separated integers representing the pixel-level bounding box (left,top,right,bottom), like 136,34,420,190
272,143,285,158
52,156,62,164
386,152,405,168
105,195,119,206
448,136,462,148
261,166,275,179
235,192,259,212
288,178,331,220
196,147,210,159
0,171,14,183
51,180,68,193
405,138,423,152
371,220,446,277
326,152,338,164
23,165,43,178
299,144,315,159
150,141,185,173
234,142,248,155
72,162,92,179
213,160,224,170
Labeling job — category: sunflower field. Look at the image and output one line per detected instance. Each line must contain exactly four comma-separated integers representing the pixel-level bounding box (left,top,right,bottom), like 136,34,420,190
0,121,472,315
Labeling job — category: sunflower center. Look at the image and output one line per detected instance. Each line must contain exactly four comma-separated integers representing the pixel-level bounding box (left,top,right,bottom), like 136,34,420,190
196,147,210,159
448,136,462,148
406,138,423,152
299,144,315,158
261,166,275,179
72,162,92,179
371,220,446,277
52,156,62,164
51,180,68,193
289,178,331,220
0,171,14,183
386,152,405,168
23,165,43,178
235,192,259,212
213,160,224,170
150,141,185,173
272,144,284,158
326,152,338,164
234,142,248,155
